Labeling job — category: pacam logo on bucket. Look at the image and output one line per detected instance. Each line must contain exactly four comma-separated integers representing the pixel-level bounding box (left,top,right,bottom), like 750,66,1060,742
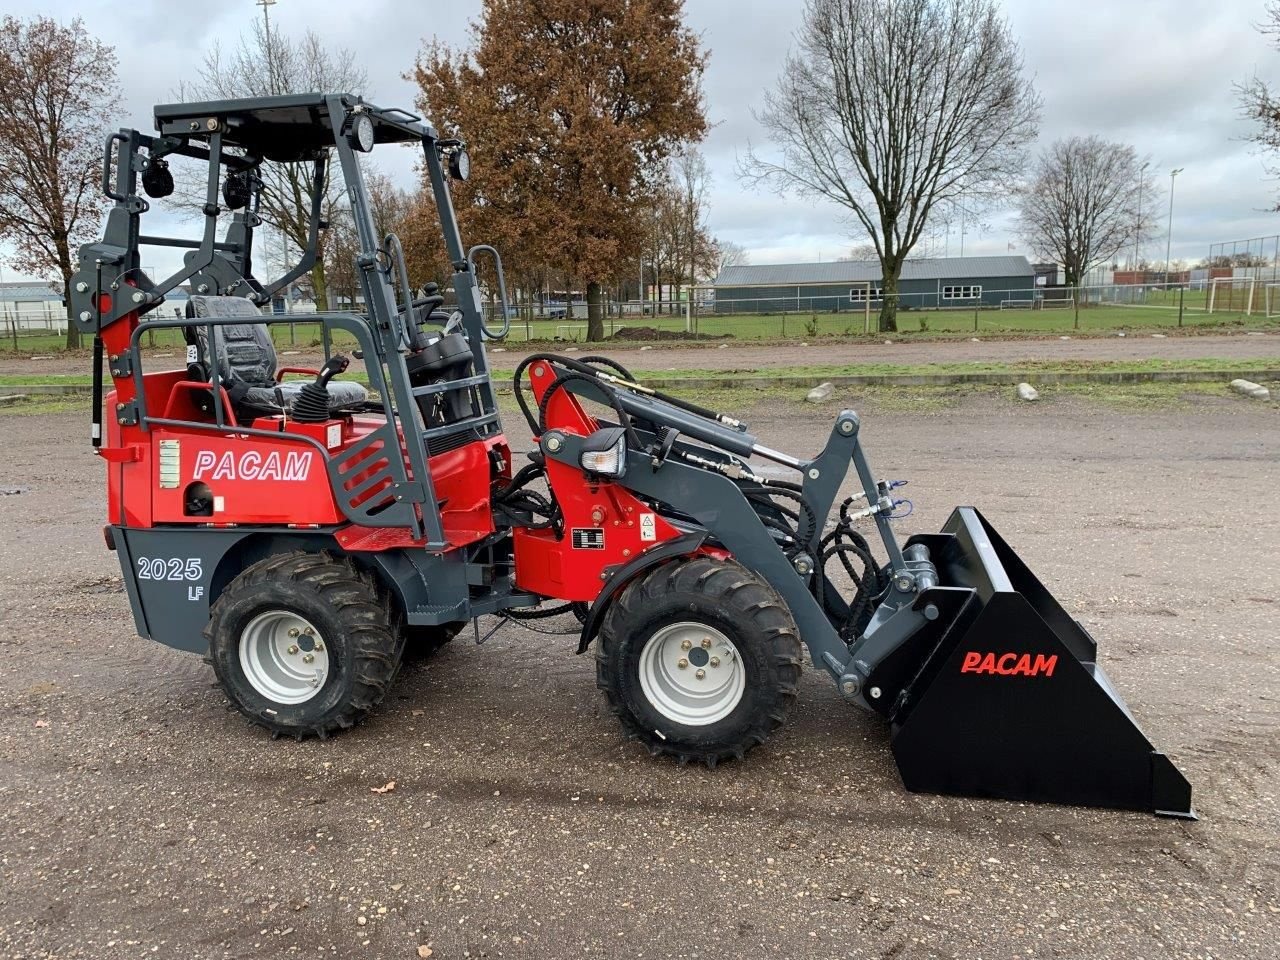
960,650,1058,678
193,449,314,483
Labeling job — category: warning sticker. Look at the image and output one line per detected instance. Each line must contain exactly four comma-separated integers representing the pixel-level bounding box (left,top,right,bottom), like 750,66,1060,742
572,528,605,550
639,513,657,542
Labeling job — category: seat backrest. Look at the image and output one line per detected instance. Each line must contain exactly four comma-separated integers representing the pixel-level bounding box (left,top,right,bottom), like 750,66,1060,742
183,295,277,387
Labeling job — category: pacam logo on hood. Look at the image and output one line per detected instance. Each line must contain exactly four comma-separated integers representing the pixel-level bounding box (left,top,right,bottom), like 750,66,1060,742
193,449,314,482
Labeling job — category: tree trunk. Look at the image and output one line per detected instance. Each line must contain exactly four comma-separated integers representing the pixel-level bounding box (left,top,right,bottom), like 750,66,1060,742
879,268,901,333
311,261,329,312
586,281,605,341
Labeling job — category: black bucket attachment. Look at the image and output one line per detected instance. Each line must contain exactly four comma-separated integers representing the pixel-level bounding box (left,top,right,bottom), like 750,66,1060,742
885,508,1194,818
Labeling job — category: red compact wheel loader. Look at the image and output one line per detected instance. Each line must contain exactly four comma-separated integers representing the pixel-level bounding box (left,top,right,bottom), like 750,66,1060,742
71,92,1193,817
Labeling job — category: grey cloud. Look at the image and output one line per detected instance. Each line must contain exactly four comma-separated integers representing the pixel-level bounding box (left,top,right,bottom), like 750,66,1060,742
5,0,1277,276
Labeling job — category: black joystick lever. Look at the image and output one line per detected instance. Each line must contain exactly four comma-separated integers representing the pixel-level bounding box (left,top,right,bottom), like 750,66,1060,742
291,354,350,424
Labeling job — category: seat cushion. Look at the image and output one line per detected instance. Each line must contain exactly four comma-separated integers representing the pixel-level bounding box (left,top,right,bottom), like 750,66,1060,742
273,379,368,411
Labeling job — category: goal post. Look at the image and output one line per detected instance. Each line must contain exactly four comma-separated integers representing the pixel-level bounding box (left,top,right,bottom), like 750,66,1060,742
1207,276,1257,316
1037,294,1075,310
847,281,872,333
1265,283,1280,319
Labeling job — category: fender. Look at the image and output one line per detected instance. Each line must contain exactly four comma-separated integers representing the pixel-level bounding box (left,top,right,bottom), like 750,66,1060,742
576,531,707,654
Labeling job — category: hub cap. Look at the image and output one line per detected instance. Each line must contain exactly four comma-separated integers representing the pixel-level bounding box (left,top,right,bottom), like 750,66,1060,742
239,610,329,705
637,622,744,726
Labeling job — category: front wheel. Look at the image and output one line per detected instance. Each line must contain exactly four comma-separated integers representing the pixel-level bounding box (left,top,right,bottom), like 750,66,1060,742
206,552,404,739
597,556,802,766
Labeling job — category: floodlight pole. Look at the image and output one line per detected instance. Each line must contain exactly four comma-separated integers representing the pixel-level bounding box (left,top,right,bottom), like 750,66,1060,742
1164,168,1184,285
1134,161,1149,272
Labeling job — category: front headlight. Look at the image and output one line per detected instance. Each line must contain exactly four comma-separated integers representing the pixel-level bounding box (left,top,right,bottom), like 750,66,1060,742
579,427,628,478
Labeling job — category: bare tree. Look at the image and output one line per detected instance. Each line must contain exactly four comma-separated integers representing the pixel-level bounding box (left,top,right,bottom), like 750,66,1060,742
324,169,419,308
673,149,717,285
1240,3,1280,206
1017,137,1152,290
649,150,719,305
177,23,366,309
742,0,1039,331
0,16,120,348
714,240,749,274
840,243,880,262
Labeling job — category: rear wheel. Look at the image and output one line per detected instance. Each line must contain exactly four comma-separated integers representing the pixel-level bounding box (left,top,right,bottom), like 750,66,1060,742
597,556,802,766
206,552,403,739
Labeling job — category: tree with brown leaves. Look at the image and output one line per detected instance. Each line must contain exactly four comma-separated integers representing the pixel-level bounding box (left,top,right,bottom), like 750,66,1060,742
0,16,120,349
413,0,708,340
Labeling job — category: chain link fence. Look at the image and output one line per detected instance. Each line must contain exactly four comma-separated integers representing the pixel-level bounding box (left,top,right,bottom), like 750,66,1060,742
482,281,1271,341
4,280,1273,352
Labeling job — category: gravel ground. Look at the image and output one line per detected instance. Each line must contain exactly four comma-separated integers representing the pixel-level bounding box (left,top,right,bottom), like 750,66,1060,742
2,329,1279,377
1,389,1277,959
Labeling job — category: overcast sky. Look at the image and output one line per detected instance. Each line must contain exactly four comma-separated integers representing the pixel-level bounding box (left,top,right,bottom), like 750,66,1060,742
4,0,1278,281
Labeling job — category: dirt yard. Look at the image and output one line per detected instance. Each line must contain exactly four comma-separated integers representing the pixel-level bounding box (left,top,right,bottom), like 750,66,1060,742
1,387,1277,959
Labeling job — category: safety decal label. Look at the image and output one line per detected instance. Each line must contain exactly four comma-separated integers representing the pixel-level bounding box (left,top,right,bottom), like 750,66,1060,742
571,528,605,550
639,513,657,542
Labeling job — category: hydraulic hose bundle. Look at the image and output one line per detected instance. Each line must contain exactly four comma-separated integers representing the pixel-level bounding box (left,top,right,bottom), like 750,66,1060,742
491,462,561,533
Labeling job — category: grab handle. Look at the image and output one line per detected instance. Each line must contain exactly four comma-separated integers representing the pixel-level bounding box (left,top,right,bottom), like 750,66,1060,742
102,132,128,201
466,244,511,340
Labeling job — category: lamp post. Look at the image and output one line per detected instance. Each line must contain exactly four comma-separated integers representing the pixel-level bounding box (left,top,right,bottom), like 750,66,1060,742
1164,167,1184,285
1134,161,1149,273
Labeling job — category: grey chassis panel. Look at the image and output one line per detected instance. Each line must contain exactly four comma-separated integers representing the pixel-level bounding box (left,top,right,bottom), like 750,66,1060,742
111,526,483,655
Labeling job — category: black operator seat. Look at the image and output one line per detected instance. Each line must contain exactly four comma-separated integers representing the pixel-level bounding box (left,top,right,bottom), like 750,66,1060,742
181,295,367,420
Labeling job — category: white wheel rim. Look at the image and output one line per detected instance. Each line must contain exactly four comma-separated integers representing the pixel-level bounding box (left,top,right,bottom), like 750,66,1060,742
239,610,329,705
637,622,745,726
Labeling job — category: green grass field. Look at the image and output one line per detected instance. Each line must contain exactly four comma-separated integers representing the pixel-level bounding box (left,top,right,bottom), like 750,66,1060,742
3,296,1274,353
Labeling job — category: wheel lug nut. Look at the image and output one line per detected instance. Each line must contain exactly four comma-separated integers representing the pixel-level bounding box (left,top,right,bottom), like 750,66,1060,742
710,657,720,667
287,644,299,655
680,639,692,651
288,628,300,638
302,653,315,663
695,668,706,679
701,638,712,649
304,627,315,636
314,642,324,651
677,658,688,669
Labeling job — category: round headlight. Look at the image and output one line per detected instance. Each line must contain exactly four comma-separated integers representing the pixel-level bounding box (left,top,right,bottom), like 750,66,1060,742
348,113,376,153
448,148,471,181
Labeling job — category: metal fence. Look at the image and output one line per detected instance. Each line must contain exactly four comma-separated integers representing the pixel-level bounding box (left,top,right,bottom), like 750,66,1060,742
481,281,1271,341
4,280,1274,351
